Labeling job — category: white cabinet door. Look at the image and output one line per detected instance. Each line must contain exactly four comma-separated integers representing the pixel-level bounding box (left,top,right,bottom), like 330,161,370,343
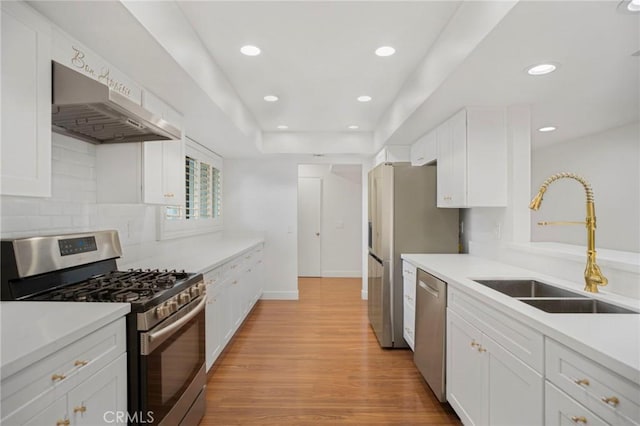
484,334,543,426
437,110,467,207
447,309,486,426
220,279,234,344
206,284,223,371
1,2,52,197
68,354,127,426
143,140,185,205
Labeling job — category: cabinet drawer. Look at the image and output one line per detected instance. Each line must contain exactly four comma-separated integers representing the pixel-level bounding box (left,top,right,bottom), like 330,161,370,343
448,288,543,372
402,261,416,281
403,279,416,310
546,339,640,425
403,302,415,351
1,318,126,419
546,381,608,426
204,266,224,289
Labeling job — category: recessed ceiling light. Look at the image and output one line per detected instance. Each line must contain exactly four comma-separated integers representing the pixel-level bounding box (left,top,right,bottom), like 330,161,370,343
263,95,279,102
357,95,372,103
240,45,261,56
375,46,396,57
538,126,557,132
526,63,558,76
348,125,359,130
277,125,288,130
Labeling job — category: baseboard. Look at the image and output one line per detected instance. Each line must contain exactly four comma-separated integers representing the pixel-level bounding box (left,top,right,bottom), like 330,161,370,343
260,290,299,300
321,270,362,278
361,290,368,300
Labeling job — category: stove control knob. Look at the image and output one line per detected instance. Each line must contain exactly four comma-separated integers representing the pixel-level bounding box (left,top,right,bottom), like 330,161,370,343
156,304,169,319
190,286,200,297
168,299,179,313
179,292,191,304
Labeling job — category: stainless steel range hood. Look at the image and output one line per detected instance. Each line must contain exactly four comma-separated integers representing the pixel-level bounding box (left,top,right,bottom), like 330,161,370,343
51,62,181,144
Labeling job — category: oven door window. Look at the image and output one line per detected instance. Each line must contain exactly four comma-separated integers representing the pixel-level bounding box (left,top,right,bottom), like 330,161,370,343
142,307,205,423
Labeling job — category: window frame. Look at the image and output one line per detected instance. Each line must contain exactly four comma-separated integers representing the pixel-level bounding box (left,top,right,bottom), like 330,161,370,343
157,137,223,240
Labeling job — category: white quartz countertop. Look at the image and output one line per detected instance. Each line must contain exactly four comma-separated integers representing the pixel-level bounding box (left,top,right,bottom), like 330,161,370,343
0,302,130,380
118,233,265,273
401,254,640,384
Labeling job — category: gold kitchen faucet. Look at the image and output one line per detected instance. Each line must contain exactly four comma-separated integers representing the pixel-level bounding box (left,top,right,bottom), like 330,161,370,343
529,172,608,293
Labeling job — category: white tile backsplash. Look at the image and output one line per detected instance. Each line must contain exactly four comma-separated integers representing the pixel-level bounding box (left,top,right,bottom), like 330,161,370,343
0,133,158,249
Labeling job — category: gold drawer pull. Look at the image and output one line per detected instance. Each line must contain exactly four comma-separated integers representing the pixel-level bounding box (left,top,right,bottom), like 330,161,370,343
574,378,590,386
74,360,88,367
57,420,70,426
470,340,480,348
164,193,174,197
73,405,87,414
601,396,620,407
478,346,487,353
570,416,587,423
51,373,66,381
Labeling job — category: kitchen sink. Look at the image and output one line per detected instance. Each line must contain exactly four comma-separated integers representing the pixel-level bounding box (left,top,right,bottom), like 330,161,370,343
520,298,638,314
474,279,587,298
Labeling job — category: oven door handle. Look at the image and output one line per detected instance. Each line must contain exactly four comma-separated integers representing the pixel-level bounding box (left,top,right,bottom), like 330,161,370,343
140,295,206,355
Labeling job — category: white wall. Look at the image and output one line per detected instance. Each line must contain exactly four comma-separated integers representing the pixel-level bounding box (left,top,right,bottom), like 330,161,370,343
531,122,640,253
298,164,362,277
224,156,369,300
0,133,157,248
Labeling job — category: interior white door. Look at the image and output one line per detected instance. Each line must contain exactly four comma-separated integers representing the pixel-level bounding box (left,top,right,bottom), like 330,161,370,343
298,177,322,277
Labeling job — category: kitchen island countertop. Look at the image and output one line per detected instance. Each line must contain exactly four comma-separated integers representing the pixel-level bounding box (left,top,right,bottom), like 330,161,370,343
402,253,640,384
0,302,130,380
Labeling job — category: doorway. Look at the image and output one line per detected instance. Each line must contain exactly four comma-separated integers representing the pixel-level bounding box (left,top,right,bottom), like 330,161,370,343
297,164,363,280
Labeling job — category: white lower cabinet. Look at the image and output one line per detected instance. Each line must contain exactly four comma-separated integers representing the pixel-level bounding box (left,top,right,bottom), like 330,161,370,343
1,318,127,426
205,244,264,371
447,296,543,426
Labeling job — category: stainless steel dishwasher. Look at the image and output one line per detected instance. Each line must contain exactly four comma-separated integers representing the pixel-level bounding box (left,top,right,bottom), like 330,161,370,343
414,268,447,402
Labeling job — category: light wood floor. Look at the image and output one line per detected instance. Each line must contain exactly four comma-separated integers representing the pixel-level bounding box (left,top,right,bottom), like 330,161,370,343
202,277,461,425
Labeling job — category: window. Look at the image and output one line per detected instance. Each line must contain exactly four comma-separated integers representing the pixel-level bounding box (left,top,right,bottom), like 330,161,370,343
185,156,221,220
159,137,223,240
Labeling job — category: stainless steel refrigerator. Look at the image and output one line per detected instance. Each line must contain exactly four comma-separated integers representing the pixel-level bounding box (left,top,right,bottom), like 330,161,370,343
367,163,458,348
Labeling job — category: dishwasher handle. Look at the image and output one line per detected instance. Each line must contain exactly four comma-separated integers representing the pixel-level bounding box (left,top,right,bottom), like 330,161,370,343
418,279,440,298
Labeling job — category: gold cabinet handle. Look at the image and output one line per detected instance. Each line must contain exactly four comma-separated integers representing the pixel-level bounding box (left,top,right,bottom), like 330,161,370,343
470,340,480,348
51,373,66,381
164,193,174,197
56,420,70,426
570,416,587,424
478,346,487,353
601,396,620,407
74,360,88,367
73,405,87,414
574,378,590,386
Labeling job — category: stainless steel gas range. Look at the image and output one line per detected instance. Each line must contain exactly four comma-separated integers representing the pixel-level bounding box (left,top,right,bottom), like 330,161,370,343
1,230,206,426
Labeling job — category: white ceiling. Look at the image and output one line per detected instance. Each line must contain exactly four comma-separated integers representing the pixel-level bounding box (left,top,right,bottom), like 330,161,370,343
27,1,640,157
177,1,460,133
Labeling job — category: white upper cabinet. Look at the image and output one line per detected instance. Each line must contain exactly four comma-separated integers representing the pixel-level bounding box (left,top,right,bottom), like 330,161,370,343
410,129,437,166
373,145,410,168
95,139,185,206
437,107,507,208
1,2,52,197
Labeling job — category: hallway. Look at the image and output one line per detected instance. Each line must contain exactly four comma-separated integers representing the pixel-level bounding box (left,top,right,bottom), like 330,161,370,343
202,277,461,425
